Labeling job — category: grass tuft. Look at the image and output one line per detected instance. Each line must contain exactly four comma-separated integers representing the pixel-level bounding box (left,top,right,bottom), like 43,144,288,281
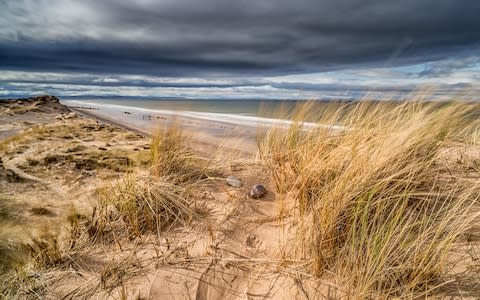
94,175,196,240
150,124,212,183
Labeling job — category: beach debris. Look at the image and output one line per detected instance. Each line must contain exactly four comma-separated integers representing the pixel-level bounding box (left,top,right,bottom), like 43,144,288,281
226,175,242,187
143,114,167,120
249,184,267,199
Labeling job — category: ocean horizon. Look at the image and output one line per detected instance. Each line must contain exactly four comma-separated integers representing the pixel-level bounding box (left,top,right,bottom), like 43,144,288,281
61,98,313,118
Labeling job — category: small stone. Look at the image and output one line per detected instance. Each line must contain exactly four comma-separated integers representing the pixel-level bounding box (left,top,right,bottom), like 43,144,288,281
249,184,267,199
226,175,242,187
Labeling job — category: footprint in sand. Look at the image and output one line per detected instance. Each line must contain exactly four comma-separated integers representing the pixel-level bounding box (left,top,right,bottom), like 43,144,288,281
245,234,262,249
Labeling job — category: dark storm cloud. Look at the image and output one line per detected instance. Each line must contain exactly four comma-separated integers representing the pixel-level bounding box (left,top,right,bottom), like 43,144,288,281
1,0,480,76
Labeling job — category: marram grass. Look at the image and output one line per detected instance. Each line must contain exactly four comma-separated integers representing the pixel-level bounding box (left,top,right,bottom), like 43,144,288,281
259,98,480,297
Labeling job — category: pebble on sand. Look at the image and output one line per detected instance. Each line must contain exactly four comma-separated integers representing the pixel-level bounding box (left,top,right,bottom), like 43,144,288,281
249,184,267,199
226,175,242,187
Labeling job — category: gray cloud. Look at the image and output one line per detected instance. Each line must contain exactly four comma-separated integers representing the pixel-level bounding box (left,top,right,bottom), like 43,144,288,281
0,72,268,88
1,0,480,76
419,56,480,77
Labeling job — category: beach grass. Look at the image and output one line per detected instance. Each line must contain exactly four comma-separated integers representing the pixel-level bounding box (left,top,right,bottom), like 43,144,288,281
259,99,480,297
88,174,197,242
150,123,213,183
81,124,207,245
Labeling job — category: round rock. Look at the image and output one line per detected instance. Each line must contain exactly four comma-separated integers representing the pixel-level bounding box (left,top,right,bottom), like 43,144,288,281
226,175,242,187
249,184,267,199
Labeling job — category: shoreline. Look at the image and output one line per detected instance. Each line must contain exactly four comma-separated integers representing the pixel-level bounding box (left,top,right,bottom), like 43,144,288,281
62,100,344,156
70,105,256,157
69,106,151,137
63,100,264,155
61,99,336,130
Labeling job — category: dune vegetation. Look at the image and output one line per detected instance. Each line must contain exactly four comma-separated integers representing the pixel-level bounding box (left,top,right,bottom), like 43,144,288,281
259,99,480,297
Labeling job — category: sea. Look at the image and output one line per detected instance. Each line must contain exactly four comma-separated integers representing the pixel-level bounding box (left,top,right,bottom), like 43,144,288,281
62,98,309,118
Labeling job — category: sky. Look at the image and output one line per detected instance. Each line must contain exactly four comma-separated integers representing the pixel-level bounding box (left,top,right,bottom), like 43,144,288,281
1,0,479,100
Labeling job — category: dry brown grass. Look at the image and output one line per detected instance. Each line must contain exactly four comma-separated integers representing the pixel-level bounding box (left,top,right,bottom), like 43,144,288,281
86,174,197,242
0,225,30,274
85,124,208,242
0,199,31,274
0,220,89,299
259,99,480,297
150,123,214,183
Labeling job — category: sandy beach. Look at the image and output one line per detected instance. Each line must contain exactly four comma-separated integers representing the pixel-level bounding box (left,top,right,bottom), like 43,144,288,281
1,96,479,299
65,99,263,156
